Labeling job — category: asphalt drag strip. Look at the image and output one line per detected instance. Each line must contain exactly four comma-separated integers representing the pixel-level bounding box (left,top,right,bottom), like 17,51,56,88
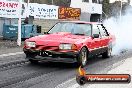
0,50,132,88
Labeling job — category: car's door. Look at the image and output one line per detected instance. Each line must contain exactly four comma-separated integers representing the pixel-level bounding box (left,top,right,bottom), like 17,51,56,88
90,24,101,55
97,24,110,52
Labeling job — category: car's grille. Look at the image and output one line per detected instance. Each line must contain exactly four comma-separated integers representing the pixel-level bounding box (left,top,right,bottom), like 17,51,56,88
31,45,59,51
37,51,75,58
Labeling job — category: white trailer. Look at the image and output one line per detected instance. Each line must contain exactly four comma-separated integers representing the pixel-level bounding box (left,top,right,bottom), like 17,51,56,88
70,0,102,22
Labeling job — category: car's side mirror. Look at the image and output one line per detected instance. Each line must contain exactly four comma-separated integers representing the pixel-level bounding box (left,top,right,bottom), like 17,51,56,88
44,32,48,34
92,34,99,38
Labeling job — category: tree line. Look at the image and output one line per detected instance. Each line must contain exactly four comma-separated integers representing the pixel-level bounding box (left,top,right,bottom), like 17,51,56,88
102,0,131,19
24,0,71,7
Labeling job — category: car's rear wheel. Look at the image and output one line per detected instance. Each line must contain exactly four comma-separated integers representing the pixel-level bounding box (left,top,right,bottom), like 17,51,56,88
102,44,112,58
77,47,88,67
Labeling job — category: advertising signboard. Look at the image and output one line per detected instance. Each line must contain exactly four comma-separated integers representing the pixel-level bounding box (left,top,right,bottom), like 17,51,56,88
0,0,19,18
29,3,58,19
58,7,81,20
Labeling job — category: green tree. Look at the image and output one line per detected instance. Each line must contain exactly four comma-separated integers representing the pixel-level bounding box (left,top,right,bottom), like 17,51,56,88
24,0,48,4
109,1,121,17
24,0,71,6
102,0,110,19
56,0,71,7
109,1,131,17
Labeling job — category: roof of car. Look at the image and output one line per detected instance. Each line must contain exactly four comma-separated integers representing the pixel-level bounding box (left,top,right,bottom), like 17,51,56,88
57,21,102,25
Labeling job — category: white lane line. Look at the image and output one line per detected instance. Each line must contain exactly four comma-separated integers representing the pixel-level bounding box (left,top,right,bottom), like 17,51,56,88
55,77,80,88
0,52,24,57
55,78,77,88
67,84,80,88
55,59,128,88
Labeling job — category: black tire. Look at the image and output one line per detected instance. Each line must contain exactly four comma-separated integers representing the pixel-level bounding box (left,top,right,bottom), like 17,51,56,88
102,44,112,58
25,52,36,58
25,52,38,64
29,59,38,64
77,47,88,67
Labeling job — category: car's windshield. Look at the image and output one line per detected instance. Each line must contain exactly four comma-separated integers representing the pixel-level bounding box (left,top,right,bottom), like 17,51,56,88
48,22,92,36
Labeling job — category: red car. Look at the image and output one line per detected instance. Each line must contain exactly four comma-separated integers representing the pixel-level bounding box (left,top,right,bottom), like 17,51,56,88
23,21,115,67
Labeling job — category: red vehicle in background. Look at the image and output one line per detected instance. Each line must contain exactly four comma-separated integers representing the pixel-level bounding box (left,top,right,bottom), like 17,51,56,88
23,21,115,67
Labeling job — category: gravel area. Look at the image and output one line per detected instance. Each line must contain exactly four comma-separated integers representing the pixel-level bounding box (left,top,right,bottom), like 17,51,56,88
0,38,24,54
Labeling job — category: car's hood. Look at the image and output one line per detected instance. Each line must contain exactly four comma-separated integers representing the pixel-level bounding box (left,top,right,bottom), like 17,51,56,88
27,32,90,46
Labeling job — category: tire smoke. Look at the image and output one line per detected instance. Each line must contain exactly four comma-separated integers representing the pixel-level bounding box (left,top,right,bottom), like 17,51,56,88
103,8,132,55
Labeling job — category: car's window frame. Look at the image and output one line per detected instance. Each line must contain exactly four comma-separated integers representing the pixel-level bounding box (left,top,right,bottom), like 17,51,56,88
47,23,58,33
97,24,109,38
73,23,92,36
92,24,101,38
101,24,109,36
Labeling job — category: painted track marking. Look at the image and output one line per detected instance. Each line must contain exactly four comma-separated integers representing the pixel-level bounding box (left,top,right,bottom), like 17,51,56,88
0,52,24,57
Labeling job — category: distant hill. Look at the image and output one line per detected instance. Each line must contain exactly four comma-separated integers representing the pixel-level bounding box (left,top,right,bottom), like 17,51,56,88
24,0,48,4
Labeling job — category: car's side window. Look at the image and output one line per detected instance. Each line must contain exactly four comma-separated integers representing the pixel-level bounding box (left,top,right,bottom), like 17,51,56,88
73,24,92,36
97,25,108,37
80,24,92,36
92,24,100,37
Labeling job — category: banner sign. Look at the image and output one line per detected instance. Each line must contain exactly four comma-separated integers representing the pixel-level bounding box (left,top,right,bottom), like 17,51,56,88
0,0,19,18
0,1,81,20
58,7,81,20
0,1,58,19
29,3,58,19
76,67,131,85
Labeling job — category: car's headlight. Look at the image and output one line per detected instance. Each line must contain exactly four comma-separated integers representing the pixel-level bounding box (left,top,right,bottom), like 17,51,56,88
26,42,36,47
59,44,72,50
59,44,77,50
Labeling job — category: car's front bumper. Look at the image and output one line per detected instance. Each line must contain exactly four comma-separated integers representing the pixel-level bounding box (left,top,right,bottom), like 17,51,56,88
23,48,79,63
28,56,77,63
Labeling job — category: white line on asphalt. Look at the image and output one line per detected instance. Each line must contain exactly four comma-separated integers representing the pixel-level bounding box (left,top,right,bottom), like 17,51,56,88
55,78,76,88
67,84,80,88
0,52,24,57
55,59,127,88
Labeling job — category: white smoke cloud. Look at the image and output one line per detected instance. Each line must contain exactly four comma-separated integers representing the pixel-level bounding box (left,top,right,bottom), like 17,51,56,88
103,8,132,55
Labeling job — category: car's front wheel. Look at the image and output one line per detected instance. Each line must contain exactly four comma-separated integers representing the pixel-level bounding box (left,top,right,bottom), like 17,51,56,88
24,52,38,64
77,47,88,67
29,59,38,64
